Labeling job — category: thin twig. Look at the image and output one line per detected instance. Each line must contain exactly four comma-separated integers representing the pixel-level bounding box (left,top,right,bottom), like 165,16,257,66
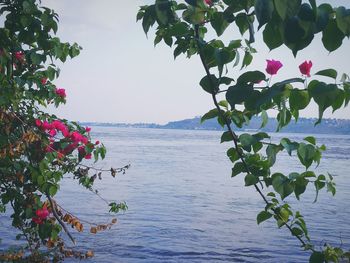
46,194,76,245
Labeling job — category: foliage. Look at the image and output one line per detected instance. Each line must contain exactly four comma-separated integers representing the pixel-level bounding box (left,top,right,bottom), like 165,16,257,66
0,0,128,261
137,0,350,262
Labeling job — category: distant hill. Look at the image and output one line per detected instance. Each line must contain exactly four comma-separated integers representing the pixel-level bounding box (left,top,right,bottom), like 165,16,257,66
161,116,350,134
82,116,350,135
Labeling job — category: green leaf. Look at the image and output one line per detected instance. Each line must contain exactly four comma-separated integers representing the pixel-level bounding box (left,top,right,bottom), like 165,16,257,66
272,173,294,200
297,143,316,169
336,7,350,37
257,211,272,224
322,19,345,52
309,251,325,263
49,185,58,196
237,71,266,85
315,69,338,80
308,80,340,122
200,74,218,94
235,13,250,35
255,0,274,29
227,147,240,163
304,136,316,145
201,109,219,123
263,19,283,50
221,131,233,143
294,176,308,200
274,0,301,20
266,144,280,166
231,162,246,177
260,110,268,128
245,173,258,186
239,133,257,152
280,138,298,156
226,83,254,107
211,12,229,36
298,3,315,22
289,89,310,110
241,51,253,68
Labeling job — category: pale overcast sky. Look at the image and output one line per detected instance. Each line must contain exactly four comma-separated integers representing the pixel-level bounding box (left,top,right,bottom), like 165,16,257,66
42,0,350,124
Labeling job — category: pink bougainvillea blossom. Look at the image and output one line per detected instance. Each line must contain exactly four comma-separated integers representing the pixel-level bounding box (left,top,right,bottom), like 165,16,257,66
32,206,50,225
35,119,42,127
70,131,88,145
299,60,313,77
55,88,66,98
85,127,91,132
48,129,57,137
14,51,25,62
36,207,49,219
41,78,48,85
41,121,52,130
204,0,213,5
95,141,100,145
85,153,92,160
265,59,283,75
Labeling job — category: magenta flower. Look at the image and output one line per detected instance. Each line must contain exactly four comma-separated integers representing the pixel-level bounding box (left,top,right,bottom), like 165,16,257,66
266,59,283,75
41,78,48,85
35,119,42,127
204,0,213,5
299,60,313,77
55,88,66,98
85,127,91,132
15,51,25,62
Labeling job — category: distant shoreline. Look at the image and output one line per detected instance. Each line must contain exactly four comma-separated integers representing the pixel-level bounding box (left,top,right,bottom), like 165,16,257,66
80,116,350,135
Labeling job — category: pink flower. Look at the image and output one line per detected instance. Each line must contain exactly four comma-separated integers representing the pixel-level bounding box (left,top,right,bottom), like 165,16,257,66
15,51,25,61
42,121,52,130
32,216,43,225
266,59,283,75
36,207,49,220
78,146,86,154
95,141,100,145
85,127,91,132
63,142,78,154
48,129,57,137
85,153,92,159
35,119,42,127
299,60,312,77
204,0,213,5
55,88,66,98
41,78,48,85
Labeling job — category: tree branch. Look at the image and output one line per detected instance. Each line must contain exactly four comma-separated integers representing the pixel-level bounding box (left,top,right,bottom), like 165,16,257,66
194,25,308,248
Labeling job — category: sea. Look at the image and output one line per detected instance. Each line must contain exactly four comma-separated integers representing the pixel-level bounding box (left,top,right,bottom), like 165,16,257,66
1,127,349,263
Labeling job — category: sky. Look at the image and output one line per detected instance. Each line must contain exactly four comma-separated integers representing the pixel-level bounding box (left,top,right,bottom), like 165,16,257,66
41,0,350,124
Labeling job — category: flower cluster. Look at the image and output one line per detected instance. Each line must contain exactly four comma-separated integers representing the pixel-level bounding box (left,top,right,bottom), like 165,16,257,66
35,119,94,159
32,206,50,225
265,59,313,77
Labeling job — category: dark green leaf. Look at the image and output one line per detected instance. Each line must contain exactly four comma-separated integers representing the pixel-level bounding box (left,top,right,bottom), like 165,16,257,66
255,0,274,29
315,69,338,80
289,89,310,110
309,251,325,263
201,109,219,123
221,131,233,143
257,211,272,224
336,7,350,37
211,12,229,36
232,162,246,177
322,19,345,52
272,173,294,199
245,173,258,186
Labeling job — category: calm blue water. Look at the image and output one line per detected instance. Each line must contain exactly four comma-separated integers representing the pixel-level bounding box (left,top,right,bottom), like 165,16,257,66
1,127,349,262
